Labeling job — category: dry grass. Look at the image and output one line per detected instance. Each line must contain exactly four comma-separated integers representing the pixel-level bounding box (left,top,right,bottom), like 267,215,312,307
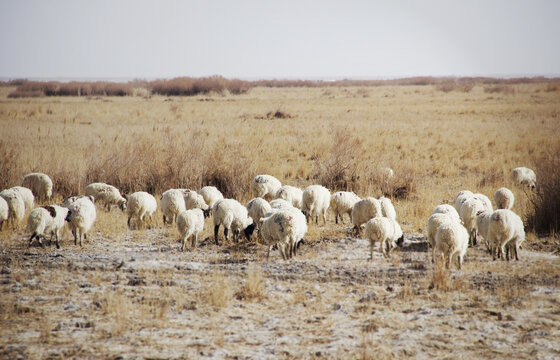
1,83,560,358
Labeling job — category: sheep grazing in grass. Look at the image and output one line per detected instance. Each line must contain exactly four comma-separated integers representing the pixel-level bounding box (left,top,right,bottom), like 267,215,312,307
302,185,331,225
182,189,210,216
161,189,186,225
0,196,8,230
246,197,271,230
460,198,486,246
494,187,514,210
512,167,536,190
27,205,68,248
177,208,205,251
364,217,404,259
65,197,96,247
426,213,461,263
379,196,397,220
27,207,55,247
199,186,224,208
488,209,525,261
212,199,255,245
474,210,493,253
62,195,95,208
85,182,126,211
454,190,474,213
10,186,34,211
434,221,469,270
260,207,307,260
381,167,394,179
22,172,53,202
331,191,360,224
473,193,493,213
275,185,303,209
0,189,25,229
126,192,157,230
431,204,461,224
351,197,382,235
251,174,282,199
270,198,293,210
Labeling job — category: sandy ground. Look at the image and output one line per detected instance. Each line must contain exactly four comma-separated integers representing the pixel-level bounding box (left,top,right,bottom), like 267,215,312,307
1,220,559,359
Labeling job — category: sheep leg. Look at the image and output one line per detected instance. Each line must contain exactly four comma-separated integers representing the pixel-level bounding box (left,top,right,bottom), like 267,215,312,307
315,215,318,224
55,230,61,249
127,216,132,229
514,243,519,261
73,229,78,245
163,215,167,225
322,211,327,225
79,230,83,247
267,245,272,259
214,225,220,245
457,253,463,270
181,235,187,252
28,233,37,247
192,233,198,249
335,212,339,224
369,240,374,261
446,253,452,269
223,227,229,242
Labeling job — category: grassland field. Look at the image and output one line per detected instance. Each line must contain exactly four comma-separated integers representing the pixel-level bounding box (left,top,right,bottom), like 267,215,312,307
0,83,559,359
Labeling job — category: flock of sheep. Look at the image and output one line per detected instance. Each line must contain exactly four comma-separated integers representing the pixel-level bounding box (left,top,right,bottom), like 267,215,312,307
0,166,537,267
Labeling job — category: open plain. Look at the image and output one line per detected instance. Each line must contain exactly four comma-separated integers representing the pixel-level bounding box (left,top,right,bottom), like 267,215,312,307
1,83,559,359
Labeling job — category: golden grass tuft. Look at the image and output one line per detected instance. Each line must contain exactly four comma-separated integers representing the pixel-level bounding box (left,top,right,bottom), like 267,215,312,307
236,267,266,302
201,272,233,309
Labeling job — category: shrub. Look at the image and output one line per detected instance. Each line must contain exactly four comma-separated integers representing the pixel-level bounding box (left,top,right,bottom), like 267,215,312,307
526,143,560,235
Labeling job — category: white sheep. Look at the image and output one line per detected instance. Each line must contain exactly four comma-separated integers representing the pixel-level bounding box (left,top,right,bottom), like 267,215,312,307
177,208,205,251
126,192,157,229
22,172,53,201
199,186,224,208
45,205,69,249
85,182,127,211
330,191,360,224
275,185,303,209
426,213,461,263
434,221,469,269
65,197,96,246
26,205,68,248
27,207,54,247
364,217,404,259
453,190,474,213
493,187,514,210
512,167,536,190
351,197,382,235
212,199,255,245
0,189,25,228
251,174,282,199
182,189,210,215
473,193,493,213
488,209,525,261
302,185,331,225
246,197,272,229
260,207,307,260
270,198,293,210
0,196,8,230
474,210,493,253
431,204,461,224
10,186,34,211
459,198,486,245
379,196,397,220
161,189,186,225
62,195,95,208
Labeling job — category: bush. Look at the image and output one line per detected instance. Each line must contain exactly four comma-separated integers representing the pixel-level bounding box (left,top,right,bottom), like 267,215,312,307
526,144,560,235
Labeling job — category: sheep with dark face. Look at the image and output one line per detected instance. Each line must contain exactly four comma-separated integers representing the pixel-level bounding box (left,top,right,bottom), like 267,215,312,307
364,217,404,259
27,205,68,248
65,197,96,247
330,191,360,224
212,199,255,245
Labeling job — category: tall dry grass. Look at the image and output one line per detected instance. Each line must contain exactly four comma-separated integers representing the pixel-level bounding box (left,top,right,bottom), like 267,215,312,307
1,84,559,233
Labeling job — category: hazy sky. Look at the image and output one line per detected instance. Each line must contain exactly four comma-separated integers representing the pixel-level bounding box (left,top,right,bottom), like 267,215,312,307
1,0,559,79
